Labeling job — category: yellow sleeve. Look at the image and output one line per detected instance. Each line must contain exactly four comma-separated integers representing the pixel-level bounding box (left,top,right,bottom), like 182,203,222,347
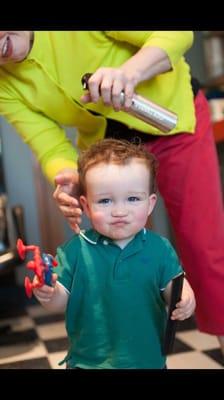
105,31,194,67
0,91,77,185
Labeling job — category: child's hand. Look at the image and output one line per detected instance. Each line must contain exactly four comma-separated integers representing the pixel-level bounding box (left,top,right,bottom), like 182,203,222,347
171,278,196,321
33,273,58,303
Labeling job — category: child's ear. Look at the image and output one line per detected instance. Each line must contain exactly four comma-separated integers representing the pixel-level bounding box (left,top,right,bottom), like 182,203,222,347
148,193,157,216
79,195,90,218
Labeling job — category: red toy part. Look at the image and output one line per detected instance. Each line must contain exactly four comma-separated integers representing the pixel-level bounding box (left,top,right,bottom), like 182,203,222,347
24,277,34,298
24,276,44,298
26,260,44,281
17,238,26,260
16,238,57,298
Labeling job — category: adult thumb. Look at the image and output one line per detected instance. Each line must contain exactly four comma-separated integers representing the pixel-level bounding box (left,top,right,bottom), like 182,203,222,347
54,169,77,186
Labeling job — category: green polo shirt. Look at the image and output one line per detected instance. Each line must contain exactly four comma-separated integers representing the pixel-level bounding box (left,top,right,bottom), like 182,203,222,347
55,228,183,369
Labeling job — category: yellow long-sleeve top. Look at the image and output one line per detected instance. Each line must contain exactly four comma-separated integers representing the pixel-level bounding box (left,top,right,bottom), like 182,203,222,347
0,31,195,184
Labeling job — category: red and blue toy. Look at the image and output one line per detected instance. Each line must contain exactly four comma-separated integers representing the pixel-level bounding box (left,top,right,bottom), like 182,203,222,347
17,239,58,298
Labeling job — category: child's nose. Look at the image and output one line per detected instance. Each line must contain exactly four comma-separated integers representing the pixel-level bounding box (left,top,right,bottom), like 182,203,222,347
111,204,128,216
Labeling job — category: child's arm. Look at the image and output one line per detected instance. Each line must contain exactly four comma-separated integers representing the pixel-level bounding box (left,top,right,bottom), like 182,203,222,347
163,277,196,321
33,273,69,313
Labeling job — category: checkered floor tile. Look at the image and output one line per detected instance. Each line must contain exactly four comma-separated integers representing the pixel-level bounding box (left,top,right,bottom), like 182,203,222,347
0,292,223,369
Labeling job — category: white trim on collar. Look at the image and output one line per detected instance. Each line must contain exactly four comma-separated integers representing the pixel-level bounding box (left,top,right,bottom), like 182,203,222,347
79,230,97,245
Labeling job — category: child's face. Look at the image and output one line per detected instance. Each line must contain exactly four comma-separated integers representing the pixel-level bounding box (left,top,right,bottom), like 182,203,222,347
80,159,157,244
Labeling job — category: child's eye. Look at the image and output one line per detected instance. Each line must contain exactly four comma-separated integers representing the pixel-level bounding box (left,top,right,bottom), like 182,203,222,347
128,196,140,202
98,198,112,204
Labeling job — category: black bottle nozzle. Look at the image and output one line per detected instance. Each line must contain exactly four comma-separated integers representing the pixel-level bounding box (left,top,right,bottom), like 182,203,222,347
81,73,93,90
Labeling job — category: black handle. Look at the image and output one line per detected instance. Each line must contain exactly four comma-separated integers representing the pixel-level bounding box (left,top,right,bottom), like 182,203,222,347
163,272,185,355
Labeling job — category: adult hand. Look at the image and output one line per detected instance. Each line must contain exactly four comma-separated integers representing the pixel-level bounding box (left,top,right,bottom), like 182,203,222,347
80,48,171,111
80,67,137,111
53,168,82,233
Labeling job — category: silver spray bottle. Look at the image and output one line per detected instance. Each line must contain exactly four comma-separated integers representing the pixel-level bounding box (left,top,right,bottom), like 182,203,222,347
81,73,178,133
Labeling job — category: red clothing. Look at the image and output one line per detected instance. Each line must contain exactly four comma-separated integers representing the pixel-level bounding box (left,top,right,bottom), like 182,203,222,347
144,90,224,334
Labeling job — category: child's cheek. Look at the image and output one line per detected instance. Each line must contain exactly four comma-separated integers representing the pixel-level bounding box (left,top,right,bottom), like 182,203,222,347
91,211,106,228
135,211,149,227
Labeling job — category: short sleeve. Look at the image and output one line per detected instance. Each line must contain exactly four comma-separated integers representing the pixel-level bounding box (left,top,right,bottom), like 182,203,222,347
54,237,80,292
159,237,183,290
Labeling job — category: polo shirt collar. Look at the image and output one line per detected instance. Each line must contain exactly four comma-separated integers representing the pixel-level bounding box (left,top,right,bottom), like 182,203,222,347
79,229,100,244
79,228,147,246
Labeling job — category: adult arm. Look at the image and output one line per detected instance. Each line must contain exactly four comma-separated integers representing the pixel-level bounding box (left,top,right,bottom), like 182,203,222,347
81,31,194,109
0,91,77,184
0,92,82,231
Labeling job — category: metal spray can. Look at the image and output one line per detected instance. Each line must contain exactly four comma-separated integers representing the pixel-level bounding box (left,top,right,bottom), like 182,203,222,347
81,73,178,133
